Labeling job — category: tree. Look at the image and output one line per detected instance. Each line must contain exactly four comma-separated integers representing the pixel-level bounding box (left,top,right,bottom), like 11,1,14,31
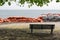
56,0,60,2
0,0,59,8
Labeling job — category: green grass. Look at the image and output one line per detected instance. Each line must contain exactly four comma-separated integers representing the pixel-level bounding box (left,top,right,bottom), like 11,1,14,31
0,29,60,40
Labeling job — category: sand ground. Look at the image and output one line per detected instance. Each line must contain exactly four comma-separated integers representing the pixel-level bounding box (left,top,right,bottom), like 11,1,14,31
0,22,60,31
0,22,60,40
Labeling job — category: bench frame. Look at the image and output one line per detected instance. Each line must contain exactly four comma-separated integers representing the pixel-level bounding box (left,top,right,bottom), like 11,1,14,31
30,24,55,34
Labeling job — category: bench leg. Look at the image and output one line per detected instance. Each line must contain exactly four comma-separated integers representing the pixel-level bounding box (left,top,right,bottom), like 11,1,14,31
31,29,33,34
51,29,53,34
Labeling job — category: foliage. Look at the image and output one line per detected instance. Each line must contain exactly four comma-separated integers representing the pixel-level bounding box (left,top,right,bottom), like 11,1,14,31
19,0,51,7
56,0,60,2
0,0,60,7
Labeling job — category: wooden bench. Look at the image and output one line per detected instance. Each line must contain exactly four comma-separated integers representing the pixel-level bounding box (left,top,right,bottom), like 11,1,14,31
30,24,55,34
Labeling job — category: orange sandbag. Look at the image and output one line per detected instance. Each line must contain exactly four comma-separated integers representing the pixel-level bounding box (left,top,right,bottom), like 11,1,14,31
0,18,3,23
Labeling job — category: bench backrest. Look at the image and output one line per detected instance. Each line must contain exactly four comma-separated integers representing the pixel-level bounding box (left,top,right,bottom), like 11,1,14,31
30,24,55,29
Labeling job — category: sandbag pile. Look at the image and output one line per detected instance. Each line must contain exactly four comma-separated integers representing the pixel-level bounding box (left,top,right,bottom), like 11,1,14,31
1,16,43,23
0,13,60,23
36,16,43,22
